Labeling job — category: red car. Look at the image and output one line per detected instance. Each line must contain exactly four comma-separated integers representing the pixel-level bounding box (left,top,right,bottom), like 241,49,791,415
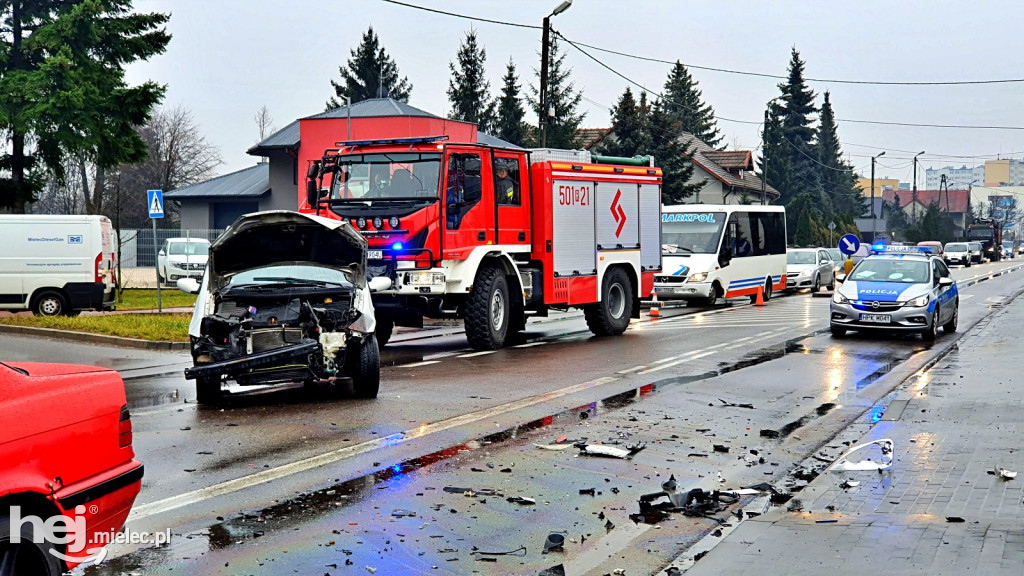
0,362,143,575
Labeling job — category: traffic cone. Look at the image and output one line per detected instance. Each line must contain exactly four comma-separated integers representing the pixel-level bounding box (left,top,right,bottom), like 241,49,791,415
755,287,766,307
649,292,660,317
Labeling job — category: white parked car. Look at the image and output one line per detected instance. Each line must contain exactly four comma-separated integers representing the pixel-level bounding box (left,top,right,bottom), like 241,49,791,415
157,238,210,285
786,248,835,292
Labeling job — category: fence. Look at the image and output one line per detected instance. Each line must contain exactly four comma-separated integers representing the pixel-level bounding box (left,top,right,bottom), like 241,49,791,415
117,228,225,268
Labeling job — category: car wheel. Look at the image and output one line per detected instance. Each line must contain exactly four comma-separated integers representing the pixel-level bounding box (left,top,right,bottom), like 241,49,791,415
350,336,380,399
830,324,847,337
31,290,68,317
921,307,940,341
699,282,722,307
375,316,394,348
943,300,959,333
465,266,510,350
584,267,634,336
749,279,773,304
0,514,64,576
811,275,820,293
195,376,222,405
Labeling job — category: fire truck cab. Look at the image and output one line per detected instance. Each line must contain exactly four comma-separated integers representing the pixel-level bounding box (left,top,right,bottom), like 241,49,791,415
305,136,662,350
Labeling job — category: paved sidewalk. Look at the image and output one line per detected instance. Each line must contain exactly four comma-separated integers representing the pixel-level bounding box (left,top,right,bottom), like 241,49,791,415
685,296,1024,575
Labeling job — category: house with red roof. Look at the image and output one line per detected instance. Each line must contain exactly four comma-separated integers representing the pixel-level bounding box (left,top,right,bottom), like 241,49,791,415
882,188,971,235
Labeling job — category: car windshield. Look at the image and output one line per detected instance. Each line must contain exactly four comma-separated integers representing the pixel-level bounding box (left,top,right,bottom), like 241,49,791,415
827,248,842,261
228,265,352,287
661,212,725,255
329,152,441,202
168,241,209,256
969,243,982,250
850,259,931,284
787,251,817,264
945,243,967,251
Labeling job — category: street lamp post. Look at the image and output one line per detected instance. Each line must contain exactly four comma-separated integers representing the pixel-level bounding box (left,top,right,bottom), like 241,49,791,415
912,150,925,221
540,0,572,148
871,151,886,241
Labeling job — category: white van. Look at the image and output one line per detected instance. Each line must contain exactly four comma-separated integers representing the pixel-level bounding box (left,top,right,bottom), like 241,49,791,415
655,204,787,305
0,214,117,315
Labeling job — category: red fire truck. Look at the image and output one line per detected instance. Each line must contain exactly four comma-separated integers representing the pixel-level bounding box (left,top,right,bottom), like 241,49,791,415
303,136,662,350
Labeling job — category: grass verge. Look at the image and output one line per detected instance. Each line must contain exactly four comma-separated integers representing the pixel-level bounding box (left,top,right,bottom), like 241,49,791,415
117,288,197,310
0,313,191,342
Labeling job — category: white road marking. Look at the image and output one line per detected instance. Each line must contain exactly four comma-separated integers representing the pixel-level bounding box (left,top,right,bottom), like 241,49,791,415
398,360,441,368
458,350,496,358
652,355,680,364
513,341,548,348
637,351,715,374
617,366,648,374
127,375,621,522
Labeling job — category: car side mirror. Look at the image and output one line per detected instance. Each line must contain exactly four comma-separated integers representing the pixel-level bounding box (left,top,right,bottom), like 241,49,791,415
938,277,954,287
368,276,392,291
158,250,165,256
177,277,200,295
836,273,847,283
719,247,732,267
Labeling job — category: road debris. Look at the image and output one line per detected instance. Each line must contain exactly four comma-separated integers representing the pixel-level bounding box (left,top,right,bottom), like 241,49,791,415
713,444,730,453
840,480,860,489
507,496,536,505
828,439,894,472
718,398,755,409
575,442,646,459
946,516,965,523
538,564,566,576
470,545,527,557
988,467,1017,480
632,475,741,523
542,533,566,553
534,443,575,451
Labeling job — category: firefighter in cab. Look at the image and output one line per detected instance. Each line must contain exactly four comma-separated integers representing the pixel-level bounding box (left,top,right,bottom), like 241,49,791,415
495,160,519,204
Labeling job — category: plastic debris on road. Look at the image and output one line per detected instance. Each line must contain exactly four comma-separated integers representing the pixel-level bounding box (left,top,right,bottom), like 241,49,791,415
828,438,894,472
988,467,1017,480
575,442,647,459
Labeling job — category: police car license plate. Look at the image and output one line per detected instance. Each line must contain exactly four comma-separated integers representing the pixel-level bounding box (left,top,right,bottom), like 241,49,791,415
367,250,383,260
860,313,891,324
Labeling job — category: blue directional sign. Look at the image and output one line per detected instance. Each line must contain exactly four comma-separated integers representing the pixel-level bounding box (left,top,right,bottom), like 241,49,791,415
838,233,860,256
148,189,164,219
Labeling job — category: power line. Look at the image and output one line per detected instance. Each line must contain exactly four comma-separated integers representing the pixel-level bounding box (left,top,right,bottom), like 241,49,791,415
382,0,1024,87
836,118,1024,131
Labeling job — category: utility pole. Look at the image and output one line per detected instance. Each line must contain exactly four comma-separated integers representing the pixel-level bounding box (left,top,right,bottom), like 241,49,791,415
540,0,572,148
871,151,886,241
912,151,925,221
761,109,769,206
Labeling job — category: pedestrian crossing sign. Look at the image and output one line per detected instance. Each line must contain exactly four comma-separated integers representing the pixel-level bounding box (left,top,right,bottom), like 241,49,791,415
148,189,164,218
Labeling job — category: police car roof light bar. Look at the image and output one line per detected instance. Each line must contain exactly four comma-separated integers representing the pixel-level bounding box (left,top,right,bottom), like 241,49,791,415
870,245,934,255
334,135,449,147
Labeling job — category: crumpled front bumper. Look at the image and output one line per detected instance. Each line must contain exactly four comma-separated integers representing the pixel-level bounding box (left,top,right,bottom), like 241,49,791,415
185,340,320,380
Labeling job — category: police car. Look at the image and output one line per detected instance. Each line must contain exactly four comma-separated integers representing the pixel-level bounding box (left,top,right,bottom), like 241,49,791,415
830,245,958,341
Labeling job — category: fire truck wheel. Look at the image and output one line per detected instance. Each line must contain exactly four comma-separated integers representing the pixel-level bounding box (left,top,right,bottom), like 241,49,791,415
465,266,510,350
350,336,380,398
375,316,394,348
585,267,633,336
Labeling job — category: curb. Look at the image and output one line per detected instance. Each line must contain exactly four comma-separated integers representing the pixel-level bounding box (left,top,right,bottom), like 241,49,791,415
0,324,189,351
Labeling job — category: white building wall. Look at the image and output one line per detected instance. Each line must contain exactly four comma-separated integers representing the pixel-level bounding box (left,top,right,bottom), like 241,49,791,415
926,165,984,190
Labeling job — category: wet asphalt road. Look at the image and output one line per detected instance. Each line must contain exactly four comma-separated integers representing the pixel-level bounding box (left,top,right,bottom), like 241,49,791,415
5,260,1019,575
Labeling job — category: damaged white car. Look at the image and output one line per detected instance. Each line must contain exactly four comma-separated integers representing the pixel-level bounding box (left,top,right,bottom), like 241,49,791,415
179,211,385,404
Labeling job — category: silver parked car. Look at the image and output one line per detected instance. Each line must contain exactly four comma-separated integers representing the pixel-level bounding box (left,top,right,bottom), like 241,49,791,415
786,248,835,292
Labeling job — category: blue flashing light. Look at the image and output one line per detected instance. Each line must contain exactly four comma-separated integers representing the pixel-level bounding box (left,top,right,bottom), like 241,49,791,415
872,244,885,252
393,463,403,474
392,242,403,251
871,411,883,423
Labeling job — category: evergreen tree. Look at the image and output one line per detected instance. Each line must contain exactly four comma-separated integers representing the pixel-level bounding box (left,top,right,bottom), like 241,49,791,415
527,36,584,148
758,102,792,207
601,88,643,157
775,48,820,241
650,102,704,203
1,0,170,213
327,26,411,109
447,29,495,132
661,61,723,149
494,58,527,146
887,193,909,236
794,193,817,246
815,91,861,219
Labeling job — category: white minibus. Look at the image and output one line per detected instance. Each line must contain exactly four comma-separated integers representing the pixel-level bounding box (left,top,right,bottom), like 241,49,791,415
654,204,787,305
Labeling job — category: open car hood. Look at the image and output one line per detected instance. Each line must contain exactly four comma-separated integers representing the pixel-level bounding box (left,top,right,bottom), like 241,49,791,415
209,211,367,290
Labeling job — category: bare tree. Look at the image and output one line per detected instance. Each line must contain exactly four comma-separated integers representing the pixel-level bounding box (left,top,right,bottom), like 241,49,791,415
255,105,275,141
104,105,222,229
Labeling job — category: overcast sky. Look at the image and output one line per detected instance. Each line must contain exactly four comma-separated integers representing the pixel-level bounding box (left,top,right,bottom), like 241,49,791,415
125,0,1024,187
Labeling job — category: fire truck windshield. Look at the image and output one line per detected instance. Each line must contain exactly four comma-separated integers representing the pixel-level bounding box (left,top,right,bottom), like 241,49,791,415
329,153,441,203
